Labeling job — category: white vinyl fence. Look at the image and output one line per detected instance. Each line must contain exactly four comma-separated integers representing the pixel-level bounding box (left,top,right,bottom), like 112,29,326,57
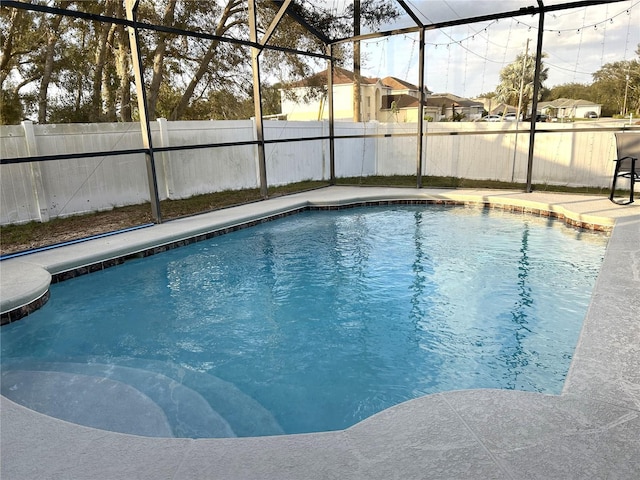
0,119,625,225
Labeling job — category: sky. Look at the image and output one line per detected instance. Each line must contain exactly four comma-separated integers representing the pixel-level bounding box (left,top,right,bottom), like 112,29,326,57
349,0,640,97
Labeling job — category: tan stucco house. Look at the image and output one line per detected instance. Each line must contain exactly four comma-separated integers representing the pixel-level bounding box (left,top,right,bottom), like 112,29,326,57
537,98,602,119
280,68,435,122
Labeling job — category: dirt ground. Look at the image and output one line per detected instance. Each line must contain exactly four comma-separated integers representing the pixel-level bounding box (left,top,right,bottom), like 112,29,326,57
0,183,321,256
0,207,153,256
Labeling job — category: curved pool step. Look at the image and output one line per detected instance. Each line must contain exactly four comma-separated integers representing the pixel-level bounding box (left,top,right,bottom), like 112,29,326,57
92,356,284,437
1,369,173,437
1,360,235,438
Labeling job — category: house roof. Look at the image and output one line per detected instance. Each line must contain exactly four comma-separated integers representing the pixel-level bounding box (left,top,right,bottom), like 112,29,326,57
381,93,484,110
426,94,483,109
381,76,417,91
538,98,601,109
287,69,434,93
473,97,515,114
289,66,379,87
489,103,516,114
381,94,420,109
332,66,379,85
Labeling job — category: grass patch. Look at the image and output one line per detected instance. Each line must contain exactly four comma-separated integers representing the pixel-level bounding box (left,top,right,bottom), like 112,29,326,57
160,180,329,219
336,175,612,195
0,181,328,255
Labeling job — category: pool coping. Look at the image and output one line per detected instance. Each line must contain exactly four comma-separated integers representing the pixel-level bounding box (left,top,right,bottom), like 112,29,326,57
0,187,623,322
2,186,639,479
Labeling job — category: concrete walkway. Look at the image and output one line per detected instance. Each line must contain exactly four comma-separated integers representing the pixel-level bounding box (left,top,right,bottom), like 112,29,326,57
1,187,639,479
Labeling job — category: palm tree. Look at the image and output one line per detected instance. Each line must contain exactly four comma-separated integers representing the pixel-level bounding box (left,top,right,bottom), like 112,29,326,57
496,52,548,117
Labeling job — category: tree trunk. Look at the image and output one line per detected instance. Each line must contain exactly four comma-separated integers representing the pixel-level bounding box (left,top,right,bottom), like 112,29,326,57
115,21,132,122
102,22,119,121
38,4,68,124
169,0,243,121
146,0,177,120
0,9,20,87
90,1,117,122
74,25,86,115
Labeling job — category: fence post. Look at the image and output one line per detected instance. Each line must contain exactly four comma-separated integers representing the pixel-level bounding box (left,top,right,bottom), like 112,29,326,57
250,117,262,189
22,120,50,223
156,118,172,199
322,120,327,180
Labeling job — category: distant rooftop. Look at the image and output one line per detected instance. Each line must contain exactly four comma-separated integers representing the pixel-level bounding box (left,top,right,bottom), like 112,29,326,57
538,98,602,108
289,67,379,87
288,68,431,93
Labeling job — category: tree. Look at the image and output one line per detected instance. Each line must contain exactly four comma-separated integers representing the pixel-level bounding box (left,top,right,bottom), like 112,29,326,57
1,6,43,123
541,45,640,117
89,0,119,122
390,100,399,121
0,89,23,124
0,1,399,124
591,45,640,116
495,52,548,117
543,82,595,106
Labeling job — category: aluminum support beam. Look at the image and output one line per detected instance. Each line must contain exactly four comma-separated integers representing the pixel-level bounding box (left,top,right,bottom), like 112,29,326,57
331,0,622,45
248,0,268,198
526,1,546,192
416,28,426,188
261,0,292,46
396,0,425,28
327,44,336,184
396,0,426,188
270,0,332,44
125,0,162,224
353,0,361,123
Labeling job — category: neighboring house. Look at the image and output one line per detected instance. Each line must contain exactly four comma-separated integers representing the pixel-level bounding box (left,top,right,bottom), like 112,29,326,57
280,67,433,122
378,76,436,122
379,94,440,122
474,97,517,116
280,67,384,121
426,93,485,121
537,98,602,119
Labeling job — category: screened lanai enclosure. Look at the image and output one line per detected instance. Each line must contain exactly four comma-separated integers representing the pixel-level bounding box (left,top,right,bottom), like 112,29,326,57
1,0,639,241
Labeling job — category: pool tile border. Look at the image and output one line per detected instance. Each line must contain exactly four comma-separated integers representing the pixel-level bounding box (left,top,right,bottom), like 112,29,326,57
49,207,306,284
0,290,49,325
0,197,612,325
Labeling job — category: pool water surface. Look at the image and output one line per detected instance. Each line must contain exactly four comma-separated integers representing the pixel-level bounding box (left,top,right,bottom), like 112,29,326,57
0,205,608,438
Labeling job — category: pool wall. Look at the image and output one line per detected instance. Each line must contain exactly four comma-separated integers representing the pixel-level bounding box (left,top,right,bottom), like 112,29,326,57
1,187,639,479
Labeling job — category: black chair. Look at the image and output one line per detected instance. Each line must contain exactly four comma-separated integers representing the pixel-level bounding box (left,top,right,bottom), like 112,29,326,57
610,133,640,204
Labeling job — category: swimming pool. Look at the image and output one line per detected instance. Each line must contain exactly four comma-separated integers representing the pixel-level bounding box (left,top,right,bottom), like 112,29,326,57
0,205,608,438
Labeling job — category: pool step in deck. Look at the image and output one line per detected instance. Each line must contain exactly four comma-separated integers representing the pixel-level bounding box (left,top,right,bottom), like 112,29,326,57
0,360,235,438
1,369,174,437
1,357,284,437
100,357,284,437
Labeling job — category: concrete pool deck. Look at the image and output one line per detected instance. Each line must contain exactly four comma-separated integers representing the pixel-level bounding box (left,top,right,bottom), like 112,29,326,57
1,186,639,479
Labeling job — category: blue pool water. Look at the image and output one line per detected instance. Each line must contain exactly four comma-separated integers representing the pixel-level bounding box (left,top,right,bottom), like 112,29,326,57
1,205,607,438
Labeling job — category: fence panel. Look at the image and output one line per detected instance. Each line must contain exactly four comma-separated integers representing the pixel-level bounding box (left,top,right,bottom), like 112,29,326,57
0,119,630,225
1,126,39,224
158,119,258,198
528,125,618,188
264,121,328,185
375,123,418,176
333,122,376,178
